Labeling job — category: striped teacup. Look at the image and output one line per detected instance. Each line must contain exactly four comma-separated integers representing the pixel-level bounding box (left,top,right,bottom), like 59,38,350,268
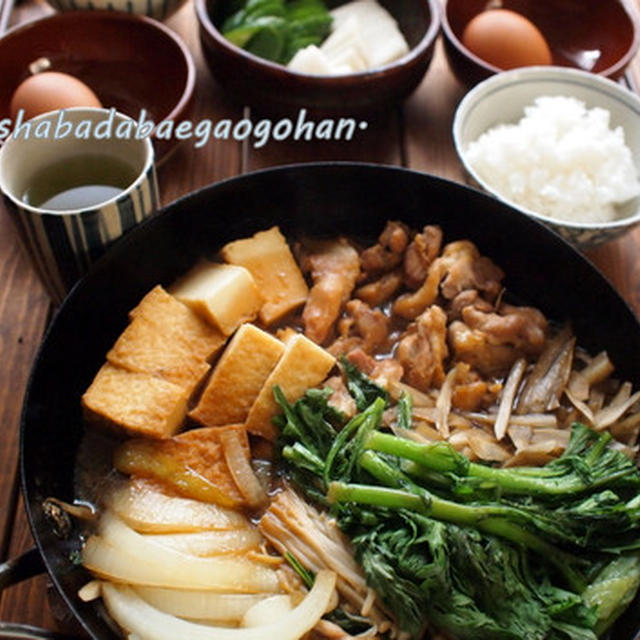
0,107,159,304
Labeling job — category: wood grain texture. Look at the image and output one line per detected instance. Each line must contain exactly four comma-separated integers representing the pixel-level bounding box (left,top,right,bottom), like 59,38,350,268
158,2,243,203
402,39,466,181
0,205,49,550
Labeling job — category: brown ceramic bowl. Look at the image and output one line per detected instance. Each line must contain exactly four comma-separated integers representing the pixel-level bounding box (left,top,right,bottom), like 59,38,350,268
195,0,440,114
0,11,195,162
442,0,640,87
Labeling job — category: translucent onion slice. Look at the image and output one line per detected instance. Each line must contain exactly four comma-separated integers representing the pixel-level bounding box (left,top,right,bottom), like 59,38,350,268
145,529,262,556
134,586,267,622
107,479,248,533
219,429,268,509
83,514,279,593
241,595,293,627
101,571,337,640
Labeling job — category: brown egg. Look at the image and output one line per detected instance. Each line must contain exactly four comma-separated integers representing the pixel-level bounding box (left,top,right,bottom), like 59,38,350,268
10,71,103,121
462,9,553,70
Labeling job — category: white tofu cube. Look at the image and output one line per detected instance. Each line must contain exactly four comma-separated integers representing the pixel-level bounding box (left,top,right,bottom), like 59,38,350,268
170,261,263,336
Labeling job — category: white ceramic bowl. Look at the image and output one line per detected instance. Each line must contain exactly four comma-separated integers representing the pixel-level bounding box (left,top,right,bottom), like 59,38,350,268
453,66,640,249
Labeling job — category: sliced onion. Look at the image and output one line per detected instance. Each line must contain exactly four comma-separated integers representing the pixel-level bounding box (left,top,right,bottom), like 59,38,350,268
101,570,337,640
134,586,267,622
219,429,268,509
241,595,293,627
83,514,279,593
107,479,248,533
145,529,262,556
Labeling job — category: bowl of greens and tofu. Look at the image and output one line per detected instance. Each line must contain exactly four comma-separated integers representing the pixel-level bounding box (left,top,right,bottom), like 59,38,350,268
195,0,441,113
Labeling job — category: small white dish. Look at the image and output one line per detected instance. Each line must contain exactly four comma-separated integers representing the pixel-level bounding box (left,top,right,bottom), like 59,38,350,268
453,66,640,249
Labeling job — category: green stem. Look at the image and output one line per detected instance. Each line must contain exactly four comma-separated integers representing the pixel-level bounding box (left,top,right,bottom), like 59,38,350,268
283,443,325,476
328,482,425,511
323,397,385,488
365,432,469,475
400,459,453,490
365,431,586,496
585,431,611,467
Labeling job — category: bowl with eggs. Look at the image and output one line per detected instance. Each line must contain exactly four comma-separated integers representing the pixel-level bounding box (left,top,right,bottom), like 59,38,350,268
0,11,195,162
195,0,440,113
453,66,640,248
442,0,640,86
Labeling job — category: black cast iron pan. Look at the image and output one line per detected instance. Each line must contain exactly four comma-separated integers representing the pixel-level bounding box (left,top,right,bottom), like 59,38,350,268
2,163,640,640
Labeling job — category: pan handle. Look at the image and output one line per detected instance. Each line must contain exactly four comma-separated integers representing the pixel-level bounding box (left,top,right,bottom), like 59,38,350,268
0,548,45,592
0,623,79,640
0,548,79,639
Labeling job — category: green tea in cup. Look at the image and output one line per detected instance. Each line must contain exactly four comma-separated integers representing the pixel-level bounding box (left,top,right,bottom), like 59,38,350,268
22,154,140,211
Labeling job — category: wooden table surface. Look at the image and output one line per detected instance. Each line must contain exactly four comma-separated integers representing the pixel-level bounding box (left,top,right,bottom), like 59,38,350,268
2,1,640,633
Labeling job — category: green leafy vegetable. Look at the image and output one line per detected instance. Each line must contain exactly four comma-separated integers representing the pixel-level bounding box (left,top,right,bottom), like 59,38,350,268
271,366,640,640
342,355,389,411
221,0,332,64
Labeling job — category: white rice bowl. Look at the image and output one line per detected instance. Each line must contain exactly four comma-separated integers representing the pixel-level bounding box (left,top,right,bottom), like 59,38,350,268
464,95,640,225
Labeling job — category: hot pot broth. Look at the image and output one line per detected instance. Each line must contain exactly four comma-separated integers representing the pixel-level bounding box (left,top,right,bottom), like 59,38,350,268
74,221,640,640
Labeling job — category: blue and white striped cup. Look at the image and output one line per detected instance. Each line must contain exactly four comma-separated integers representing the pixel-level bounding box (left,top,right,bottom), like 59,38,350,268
0,108,159,304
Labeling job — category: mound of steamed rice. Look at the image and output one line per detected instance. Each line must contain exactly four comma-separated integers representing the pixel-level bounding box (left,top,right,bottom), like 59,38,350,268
465,96,640,224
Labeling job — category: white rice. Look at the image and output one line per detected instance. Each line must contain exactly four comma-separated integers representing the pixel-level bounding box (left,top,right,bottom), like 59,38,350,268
465,96,640,224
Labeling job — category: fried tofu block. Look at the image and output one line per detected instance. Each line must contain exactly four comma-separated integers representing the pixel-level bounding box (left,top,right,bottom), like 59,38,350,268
107,315,210,393
171,261,263,336
190,324,285,427
245,334,336,440
82,363,189,439
130,285,226,361
114,425,249,508
221,226,309,326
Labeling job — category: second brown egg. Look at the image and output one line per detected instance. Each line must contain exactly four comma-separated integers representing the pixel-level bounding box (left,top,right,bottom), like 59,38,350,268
462,9,552,70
